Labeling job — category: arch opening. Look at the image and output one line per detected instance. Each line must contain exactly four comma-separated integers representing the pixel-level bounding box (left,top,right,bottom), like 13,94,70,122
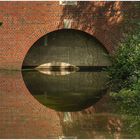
22,29,111,112
22,29,111,70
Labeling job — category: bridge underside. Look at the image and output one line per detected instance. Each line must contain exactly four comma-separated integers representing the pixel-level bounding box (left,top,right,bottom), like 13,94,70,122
22,29,111,68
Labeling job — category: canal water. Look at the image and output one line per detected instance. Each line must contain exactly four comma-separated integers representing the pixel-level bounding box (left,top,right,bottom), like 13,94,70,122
22,69,139,139
0,70,140,138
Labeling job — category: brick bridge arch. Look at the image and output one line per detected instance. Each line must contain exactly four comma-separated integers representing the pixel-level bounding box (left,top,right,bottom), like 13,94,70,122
22,27,112,68
22,26,113,67
0,1,138,70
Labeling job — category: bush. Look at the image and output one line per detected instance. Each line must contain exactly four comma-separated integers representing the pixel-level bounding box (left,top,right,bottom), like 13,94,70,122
107,22,140,92
110,88,140,115
107,21,140,117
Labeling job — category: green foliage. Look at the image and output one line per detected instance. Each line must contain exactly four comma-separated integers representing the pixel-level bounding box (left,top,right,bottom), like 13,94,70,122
107,22,140,91
110,87,140,137
106,15,140,138
110,88,140,116
107,21,140,118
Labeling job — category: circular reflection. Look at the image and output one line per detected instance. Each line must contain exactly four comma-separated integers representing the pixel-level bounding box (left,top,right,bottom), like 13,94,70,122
22,29,110,112
22,70,108,112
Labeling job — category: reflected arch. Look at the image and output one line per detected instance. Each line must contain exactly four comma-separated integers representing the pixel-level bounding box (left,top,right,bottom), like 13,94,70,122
22,29,111,112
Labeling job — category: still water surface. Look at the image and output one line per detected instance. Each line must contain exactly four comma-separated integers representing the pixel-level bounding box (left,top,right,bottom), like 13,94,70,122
0,70,139,138
22,70,108,112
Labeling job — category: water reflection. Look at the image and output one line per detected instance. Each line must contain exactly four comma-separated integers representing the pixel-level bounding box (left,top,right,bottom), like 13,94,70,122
1,70,140,138
22,70,108,111
35,62,79,76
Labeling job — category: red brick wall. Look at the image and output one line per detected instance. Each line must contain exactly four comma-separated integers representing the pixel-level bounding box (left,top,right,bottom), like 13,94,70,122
0,70,63,138
0,1,139,70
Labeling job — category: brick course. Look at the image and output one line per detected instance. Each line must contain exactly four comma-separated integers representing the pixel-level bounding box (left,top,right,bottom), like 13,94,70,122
0,70,124,138
0,1,139,70
0,71,63,138
0,2,139,138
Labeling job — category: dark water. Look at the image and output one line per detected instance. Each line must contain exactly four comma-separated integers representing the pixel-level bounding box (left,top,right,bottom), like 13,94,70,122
1,70,140,138
22,70,108,112
21,70,140,139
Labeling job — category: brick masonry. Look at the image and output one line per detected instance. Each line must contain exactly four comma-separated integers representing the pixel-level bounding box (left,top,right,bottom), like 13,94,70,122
0,70,124,138
0,1,139,138
0,70,63,138
0,1,139,70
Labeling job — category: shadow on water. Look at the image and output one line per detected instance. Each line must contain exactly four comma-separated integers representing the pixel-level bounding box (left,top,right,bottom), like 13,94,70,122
22,69,109,112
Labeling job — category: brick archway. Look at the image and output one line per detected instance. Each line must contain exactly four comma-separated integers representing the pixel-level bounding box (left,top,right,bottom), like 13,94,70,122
0,1,138,70
22,27,111,68
22,26,113,69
